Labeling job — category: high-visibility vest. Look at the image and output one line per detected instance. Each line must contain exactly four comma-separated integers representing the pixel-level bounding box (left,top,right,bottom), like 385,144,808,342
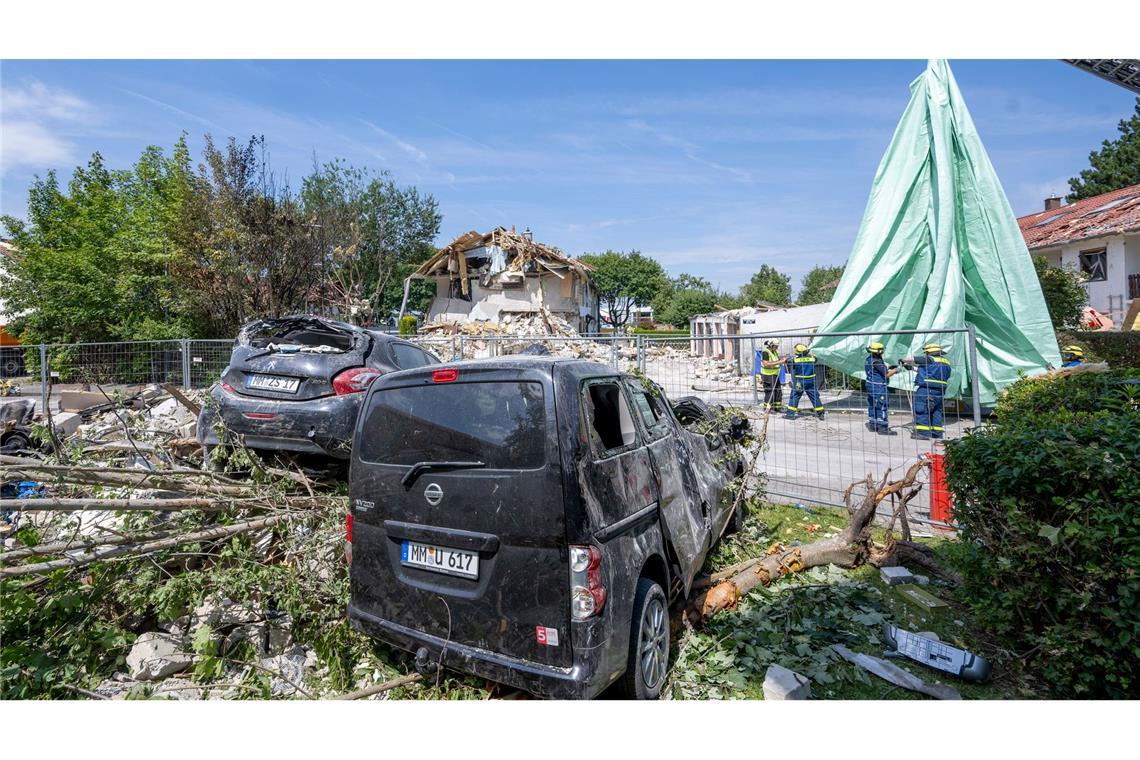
760,348,781,376
792,353,817,379
917,355,951,391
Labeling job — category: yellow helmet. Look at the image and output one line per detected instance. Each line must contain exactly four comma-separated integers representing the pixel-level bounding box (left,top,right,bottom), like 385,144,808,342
867,342,885,353
1062,344,1084,358
794,343,808,354
923,343,943,354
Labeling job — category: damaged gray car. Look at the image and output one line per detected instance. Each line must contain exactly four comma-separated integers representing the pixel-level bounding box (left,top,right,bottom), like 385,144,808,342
198,316,439,460
347,356,749,699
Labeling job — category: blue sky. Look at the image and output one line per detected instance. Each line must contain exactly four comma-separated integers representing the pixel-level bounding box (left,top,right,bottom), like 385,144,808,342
1,59,1136,295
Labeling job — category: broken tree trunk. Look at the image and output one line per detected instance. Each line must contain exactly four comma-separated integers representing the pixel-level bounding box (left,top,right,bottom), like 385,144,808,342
689,459,931,621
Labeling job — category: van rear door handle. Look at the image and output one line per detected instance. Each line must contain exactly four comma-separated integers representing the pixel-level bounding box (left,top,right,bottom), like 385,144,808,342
383,520,500,552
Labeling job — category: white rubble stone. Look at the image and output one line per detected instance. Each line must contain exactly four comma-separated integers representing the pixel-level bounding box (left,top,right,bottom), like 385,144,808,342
763,664,812,700
126,632,193,681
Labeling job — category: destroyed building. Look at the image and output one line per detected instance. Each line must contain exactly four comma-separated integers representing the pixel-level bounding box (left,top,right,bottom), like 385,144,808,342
407,227,600,334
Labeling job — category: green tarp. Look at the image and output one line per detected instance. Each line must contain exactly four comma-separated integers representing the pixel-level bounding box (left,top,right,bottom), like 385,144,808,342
811,59,1060,404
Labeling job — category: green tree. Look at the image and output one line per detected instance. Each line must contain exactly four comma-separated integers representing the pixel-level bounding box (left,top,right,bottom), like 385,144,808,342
1,146,191,343
1033,255,1087,331
738,264,792,307
300,160,441,326
1067,98,1140,201
796,264,844,306
652,273,717,328
578,250,667,331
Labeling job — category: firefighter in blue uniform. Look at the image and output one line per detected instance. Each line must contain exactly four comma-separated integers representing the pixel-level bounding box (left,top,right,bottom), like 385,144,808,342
903,343,952,439
1061,345,1084,367
784,343,825,420
865,342,897,434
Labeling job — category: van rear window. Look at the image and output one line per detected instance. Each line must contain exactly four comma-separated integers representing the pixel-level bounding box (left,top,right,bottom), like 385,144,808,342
359,381,547,469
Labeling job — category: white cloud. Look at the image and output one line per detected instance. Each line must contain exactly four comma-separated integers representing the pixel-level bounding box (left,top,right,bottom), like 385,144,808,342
0,120,75,171
1,80,93,172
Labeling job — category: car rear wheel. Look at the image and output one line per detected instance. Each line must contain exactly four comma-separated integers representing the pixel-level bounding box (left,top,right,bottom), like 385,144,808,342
617,577,669,699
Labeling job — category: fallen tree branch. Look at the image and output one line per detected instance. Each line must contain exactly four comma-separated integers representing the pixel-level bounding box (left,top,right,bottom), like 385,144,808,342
333,672,424,700
688,459,931,621
0,514,293,578
0,527,183,562
1,497,221,512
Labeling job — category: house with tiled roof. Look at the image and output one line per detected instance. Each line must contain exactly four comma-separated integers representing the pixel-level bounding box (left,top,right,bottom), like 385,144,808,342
1017,183,1140,323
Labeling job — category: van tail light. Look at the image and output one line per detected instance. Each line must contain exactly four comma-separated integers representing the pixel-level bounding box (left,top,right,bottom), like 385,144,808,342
345,513,353,565
569,545,606,620
333,367,383,395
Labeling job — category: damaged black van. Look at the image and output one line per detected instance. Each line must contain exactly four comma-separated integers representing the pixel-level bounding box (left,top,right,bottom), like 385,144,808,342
347,356,749,699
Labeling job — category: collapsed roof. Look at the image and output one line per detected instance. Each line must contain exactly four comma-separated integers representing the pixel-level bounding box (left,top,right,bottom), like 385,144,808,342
412,227,595,296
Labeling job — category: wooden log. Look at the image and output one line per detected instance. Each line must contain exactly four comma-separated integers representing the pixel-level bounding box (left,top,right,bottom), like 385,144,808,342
689,459,931,621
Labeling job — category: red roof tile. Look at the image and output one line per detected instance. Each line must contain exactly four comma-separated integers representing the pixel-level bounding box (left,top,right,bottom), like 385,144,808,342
1017,183,1140,250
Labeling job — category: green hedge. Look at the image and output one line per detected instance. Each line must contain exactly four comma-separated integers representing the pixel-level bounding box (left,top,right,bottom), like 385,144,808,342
1058,330,1140,369
631,327,690,336
945,369,1140,697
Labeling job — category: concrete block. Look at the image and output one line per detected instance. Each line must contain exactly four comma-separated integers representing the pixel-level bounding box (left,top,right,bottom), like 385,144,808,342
763,664,812,700
879,566,915,586
51,411,81,437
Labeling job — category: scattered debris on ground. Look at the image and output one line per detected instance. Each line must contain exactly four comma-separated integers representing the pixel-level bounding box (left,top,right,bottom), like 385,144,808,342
1,380,1002,701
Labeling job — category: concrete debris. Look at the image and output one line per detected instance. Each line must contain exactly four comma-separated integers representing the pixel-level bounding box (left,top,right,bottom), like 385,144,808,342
763,664,812,700
192,598,263,631
832,644,960,700
125,632,194,681
879,566,915,585
259,645,318,697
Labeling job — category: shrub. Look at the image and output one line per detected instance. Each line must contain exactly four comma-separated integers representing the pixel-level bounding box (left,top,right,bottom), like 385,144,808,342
397,315,418,337
945,369,1140,697
1058,330,1140,369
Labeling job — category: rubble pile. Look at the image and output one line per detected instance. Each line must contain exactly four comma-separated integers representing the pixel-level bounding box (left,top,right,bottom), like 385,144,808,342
0,384,382,701
420,306,580,339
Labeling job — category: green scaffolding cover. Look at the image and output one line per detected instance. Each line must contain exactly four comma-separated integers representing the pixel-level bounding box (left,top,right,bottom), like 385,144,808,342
811,59,1060,404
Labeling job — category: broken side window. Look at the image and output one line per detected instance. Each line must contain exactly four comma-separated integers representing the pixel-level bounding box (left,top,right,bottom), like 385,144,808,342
626,384,671,442
583,381,639,456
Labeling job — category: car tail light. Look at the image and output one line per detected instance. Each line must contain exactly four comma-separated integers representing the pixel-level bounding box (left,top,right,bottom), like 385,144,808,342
568,545,606,620
432,368,458,383
221,382,236,394
345,513,353,565
332,367,383,395
242,412,277,420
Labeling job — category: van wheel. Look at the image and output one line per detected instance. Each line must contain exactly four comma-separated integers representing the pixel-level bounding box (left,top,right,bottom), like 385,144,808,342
618,578,669,699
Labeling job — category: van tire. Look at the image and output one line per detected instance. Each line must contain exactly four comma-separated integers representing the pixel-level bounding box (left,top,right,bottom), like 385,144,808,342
617,577,669,699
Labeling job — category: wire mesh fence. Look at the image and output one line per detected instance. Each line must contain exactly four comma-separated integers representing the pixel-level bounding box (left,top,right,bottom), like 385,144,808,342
6,327,975,530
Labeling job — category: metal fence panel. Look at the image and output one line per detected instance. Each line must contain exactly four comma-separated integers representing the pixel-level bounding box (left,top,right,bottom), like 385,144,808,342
6,328,975,530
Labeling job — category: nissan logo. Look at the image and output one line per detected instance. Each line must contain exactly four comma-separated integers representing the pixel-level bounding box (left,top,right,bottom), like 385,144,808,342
423,482,444,506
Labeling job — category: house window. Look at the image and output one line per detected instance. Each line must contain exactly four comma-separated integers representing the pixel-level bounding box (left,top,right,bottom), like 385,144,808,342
1079,249,1107,282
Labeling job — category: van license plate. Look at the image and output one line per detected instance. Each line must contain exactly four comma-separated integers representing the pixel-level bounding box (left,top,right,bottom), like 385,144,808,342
246,374,300,393
401,541,479,579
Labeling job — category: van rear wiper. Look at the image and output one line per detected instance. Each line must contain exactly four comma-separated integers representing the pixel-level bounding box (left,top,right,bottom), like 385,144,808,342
401,460,486,488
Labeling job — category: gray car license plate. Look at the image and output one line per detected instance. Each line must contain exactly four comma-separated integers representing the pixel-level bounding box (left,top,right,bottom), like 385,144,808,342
401,540,479,579
246,374,300,393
